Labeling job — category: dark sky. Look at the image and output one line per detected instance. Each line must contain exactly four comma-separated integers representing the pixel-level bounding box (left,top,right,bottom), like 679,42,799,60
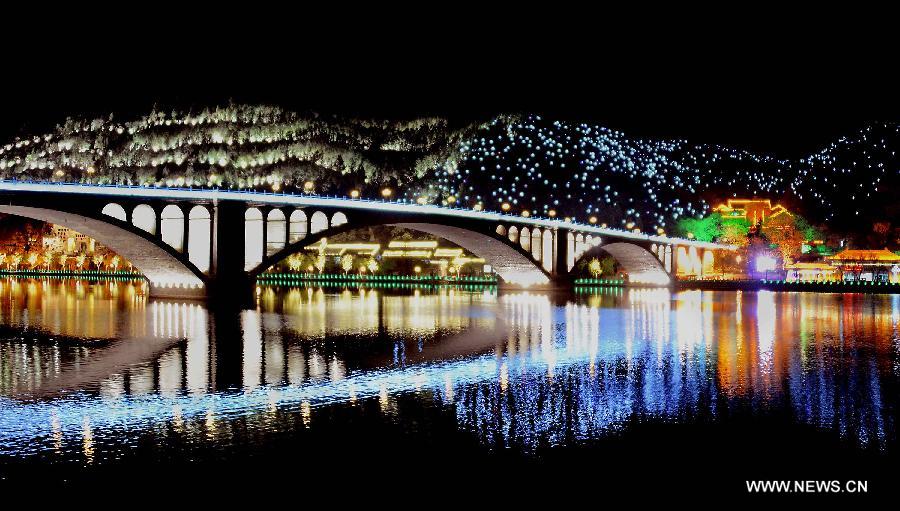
2,22,896,158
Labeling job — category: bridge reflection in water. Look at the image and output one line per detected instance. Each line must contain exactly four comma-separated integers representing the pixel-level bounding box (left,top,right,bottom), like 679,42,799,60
0,278,897,460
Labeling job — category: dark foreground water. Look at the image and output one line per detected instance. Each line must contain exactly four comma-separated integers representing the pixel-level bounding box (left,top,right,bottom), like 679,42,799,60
0,278,897,498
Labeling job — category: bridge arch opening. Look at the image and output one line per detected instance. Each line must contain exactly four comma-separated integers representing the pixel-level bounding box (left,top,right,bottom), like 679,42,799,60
245,207,264,270
132,204,156,235
576,242,670,285
0,205,204,294
258,222,551,287
331,212,348,228
310,211,328,234
188,206,211,272
160,205,185,252
266,209,286,256
531,228,542,261
508,226,519,244
289,210,308,242
520,227,531,251
541,230,553,272
102,203,127,222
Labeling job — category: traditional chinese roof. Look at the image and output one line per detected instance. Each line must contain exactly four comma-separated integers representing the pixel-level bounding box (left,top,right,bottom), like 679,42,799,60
784,262,837,270
827,249,900,263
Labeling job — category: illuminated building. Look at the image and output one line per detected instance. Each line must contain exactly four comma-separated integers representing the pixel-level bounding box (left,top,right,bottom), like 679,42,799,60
713,199,791,226
784,261,839,282
827,249,900,283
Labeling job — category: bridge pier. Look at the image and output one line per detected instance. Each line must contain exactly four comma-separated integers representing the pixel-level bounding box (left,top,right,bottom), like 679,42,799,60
207,201,254,304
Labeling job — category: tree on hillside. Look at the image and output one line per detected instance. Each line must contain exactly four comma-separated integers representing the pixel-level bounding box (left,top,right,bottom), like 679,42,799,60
794,214,825,242
761,214,805,263
718,218,751,247
675,213,722,242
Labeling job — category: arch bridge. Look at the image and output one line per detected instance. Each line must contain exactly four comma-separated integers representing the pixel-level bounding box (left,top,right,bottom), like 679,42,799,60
0,181,733,299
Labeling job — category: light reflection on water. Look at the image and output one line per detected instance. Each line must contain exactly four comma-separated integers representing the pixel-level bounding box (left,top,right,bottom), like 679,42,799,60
0,279,898,462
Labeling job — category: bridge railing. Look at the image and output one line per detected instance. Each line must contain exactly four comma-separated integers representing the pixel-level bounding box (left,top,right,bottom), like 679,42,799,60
0,179,734,250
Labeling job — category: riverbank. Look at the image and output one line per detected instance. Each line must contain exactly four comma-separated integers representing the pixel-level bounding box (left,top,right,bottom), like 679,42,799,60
0,269,144,279
256,272,497,285
676,279,900,294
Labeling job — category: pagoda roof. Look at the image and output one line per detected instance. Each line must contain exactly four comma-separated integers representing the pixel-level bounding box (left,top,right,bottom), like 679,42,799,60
827,249,900,262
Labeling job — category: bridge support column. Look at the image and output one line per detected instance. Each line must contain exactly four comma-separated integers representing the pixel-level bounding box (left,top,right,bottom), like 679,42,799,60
553,228,569,278
209,201,253,303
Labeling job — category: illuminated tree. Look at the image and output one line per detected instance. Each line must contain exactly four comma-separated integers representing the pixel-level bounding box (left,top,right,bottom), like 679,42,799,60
675,213,722,242
92,254,105,270
365,258,379,273
286,254,304,272
314,253,327,273
761,215,805,263
588,258,603,278
793,214,824,242
10,253,22,269
340,254,354,274
75,253,87,269
110,255,120,271
0,253,6,269
58,253,68,270
26,252,39,269
718,218,751,247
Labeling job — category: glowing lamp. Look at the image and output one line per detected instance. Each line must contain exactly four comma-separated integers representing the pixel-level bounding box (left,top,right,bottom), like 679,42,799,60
417,197,428,205
589,216,598,224
447,196,456,204
501,202,511,211
687,232,695,239
756,256,777,273
413,266,422,274
626,221,635,230
522,210,530,217
350,190,360,198
381,188,393,198
548,209,557,217
473,203,483,211
303,181,314,191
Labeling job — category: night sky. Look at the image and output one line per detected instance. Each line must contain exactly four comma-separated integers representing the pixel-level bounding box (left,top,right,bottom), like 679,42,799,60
1,24,897,158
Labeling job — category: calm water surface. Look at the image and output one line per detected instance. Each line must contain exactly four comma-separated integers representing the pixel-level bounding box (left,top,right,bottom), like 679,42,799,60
0,278,897,493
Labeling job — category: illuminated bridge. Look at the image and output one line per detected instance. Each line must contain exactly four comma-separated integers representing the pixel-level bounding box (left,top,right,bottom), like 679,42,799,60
0,181,733,299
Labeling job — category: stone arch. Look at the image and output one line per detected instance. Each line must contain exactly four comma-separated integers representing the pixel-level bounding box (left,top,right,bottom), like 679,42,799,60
508,225,519,244
531,228,542,261
391,223,549,287
289,210,307,242
245,207,264,271
132,204,156,234
188,206,211,273
255,221,552,287
0,205,204,295
310,211,328,234
160,204,185,252
331,211,348,228
541,229,553,272
496,225,507,236
577,242,670,285
266,209,286,256
520,227,531,251
102,203,127,222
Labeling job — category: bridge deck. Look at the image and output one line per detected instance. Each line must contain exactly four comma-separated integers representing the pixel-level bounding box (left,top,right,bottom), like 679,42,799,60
0,180,734,251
